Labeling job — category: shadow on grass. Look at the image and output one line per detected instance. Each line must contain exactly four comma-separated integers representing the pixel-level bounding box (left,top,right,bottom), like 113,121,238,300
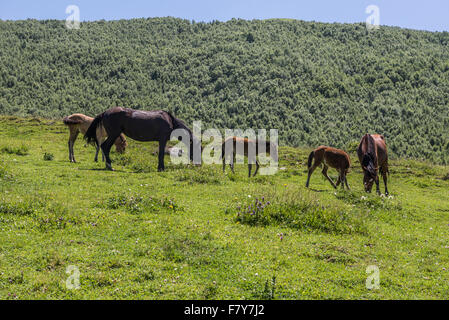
77,167,128,173
307,188,327,193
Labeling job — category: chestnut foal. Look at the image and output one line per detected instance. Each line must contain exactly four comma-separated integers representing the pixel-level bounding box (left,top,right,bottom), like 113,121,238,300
305,146,351,190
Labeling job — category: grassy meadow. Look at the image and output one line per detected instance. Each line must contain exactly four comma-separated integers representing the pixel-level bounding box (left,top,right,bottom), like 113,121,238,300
0,115,449,299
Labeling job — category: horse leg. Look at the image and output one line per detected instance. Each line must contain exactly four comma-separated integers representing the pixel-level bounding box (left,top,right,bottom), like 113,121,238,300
248,155,256,177
98,131,106,162
68,139,73,162
253,160,260,177
336,174,342,187
68,130,78,163
99,137,106,162
223,151,232,174
222,153,226,173
101,136,116,171
95,130,103,162
305,162,319,188
338,170,349,190
97,143,105,162
158,139,167,172
230,152,236,174
382,168,389,195
94,141,100,162
336,169,346,189
344,172,350,190
94,132,100,162
322,165,337,189
375,175,381,195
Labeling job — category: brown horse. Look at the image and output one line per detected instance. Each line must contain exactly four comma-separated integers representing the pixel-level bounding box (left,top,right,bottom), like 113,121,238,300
84,107,200,171
357,134,389,195
221,136,278,177
305,146,351,190
63,113,127,163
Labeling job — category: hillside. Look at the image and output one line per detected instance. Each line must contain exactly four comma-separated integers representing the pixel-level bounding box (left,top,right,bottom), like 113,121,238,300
0,18,448,163
1,116,449,299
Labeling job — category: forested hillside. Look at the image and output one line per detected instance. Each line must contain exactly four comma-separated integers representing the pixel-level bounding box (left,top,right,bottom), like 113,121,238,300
0,18,448,163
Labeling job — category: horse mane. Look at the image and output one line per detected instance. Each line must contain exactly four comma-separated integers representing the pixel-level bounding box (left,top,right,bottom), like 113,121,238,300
360,134,377,176
365,134,376,158
84,112,105,145
166,111,193,141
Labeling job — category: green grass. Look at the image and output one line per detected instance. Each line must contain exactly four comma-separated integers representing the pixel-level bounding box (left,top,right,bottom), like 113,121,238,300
1,115,449,299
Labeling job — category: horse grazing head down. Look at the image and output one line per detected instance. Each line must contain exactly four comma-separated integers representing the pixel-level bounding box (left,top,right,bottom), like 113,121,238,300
114,134,127,154
362,154,377,192
357,134,379,193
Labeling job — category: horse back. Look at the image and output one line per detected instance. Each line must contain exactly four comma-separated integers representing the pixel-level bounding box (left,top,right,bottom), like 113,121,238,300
372,134,388,168
64,114,93,135
222,137,249,155
317,146,350,170
358,134,388,170
102,107,173,142
224,137,271,156
357,134,376,162
63,113,93,125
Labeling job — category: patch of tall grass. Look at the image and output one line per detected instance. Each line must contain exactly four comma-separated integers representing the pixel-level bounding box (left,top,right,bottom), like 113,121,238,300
0,144,29,156
232,189,367,235
103,193,181,214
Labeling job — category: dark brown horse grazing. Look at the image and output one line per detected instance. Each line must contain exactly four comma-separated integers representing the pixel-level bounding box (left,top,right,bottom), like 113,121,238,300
357,134,389,195
305,146,351,190
221,136,278,177
84,107,199,171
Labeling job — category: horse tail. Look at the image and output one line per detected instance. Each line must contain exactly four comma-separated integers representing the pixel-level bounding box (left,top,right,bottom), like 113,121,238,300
84,113,104,145
63,115,83,125
307,151,315,169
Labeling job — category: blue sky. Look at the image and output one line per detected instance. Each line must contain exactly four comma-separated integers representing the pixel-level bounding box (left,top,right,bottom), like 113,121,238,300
1,0,448,32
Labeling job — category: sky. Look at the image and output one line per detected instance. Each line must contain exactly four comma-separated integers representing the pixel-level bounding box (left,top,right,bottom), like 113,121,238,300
1,0,448,32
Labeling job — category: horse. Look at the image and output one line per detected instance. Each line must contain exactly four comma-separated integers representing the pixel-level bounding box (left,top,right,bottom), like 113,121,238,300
305,146,351,190
357,134,389,195
84,107,200,171
63,113,127,163
221,136,278,177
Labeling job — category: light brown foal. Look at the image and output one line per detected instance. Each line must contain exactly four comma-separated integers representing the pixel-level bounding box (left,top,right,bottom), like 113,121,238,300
63,113,127,163
305,146,351,190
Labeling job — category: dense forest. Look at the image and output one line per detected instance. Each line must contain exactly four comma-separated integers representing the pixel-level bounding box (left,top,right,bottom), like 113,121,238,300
0,18,448,163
